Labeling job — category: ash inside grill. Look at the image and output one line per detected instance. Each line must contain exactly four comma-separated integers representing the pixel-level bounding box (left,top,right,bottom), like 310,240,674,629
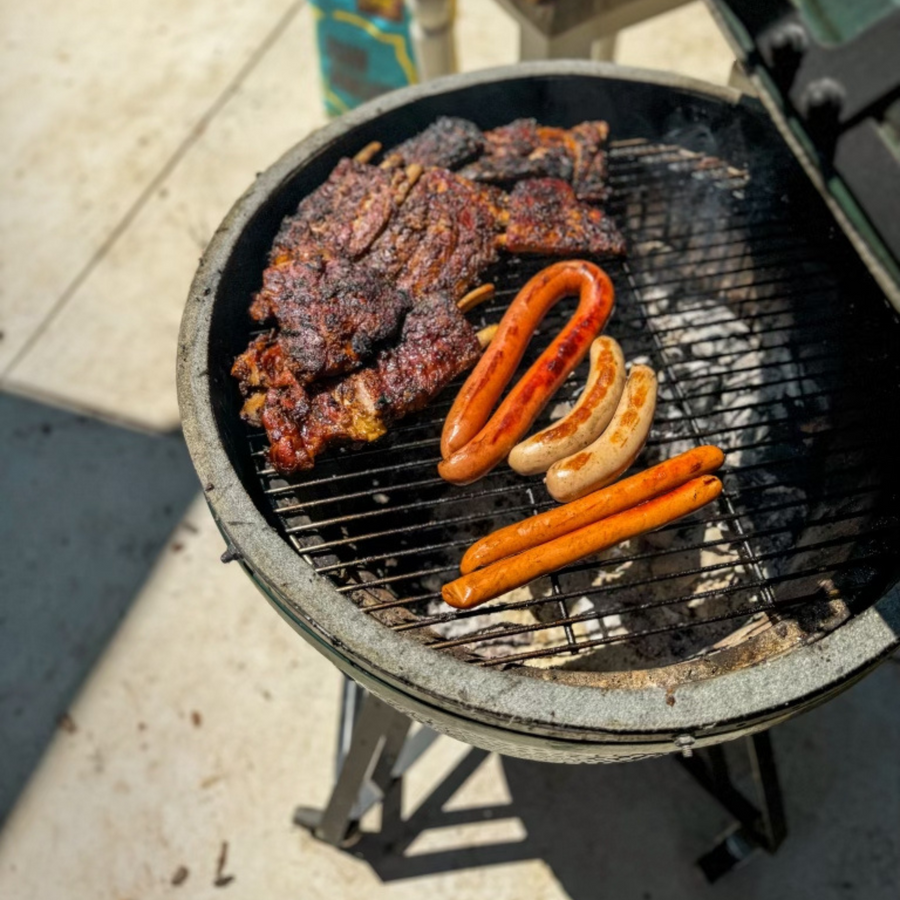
247,136,900,674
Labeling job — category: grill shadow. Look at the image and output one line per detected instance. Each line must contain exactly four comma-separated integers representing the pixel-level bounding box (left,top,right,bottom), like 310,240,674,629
341,659,900,893
0,395,199,824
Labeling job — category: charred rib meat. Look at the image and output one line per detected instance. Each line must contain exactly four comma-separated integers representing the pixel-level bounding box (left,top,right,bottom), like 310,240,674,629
240,257,413,385
460,118,611,201
261,294,482,473
568,121,612,202
505,178,626,257
460,118,571,182
366,168,505,299
246,165,501,387
268,158,419,267
246,159,424,383
382,116,484,170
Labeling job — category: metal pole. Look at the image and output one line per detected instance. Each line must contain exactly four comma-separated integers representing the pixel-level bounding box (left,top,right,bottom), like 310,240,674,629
294,686,411,847
407,0,457,80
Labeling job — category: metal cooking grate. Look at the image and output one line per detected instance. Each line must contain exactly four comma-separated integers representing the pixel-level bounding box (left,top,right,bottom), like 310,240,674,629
244,137,900,671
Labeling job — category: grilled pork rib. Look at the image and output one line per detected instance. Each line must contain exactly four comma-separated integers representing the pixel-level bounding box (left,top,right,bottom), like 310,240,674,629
261,294,482,473
366,168,505,299
459,118,611,201
382,116,485,170
266,158,418,269
238,257,414,387
505,178,626,257
241,167,503,390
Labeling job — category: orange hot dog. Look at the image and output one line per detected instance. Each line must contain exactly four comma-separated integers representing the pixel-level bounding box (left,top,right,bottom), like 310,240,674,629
460,445,725,574
439,261,615,484
442,474,723,610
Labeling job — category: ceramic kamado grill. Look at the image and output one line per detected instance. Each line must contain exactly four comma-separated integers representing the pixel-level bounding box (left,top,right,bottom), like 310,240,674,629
177,1,900,875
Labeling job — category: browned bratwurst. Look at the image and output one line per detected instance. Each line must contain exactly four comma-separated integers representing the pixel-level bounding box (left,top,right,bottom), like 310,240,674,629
438,260,615,485
546,363,658,502
508,335,626,476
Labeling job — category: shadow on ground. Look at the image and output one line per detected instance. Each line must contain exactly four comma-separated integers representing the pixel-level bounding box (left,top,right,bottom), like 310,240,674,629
348,655,899,899
0,393,199,823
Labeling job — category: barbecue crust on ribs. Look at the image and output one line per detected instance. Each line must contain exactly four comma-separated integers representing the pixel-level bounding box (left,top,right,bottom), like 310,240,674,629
505,178,626,257
260,294,482,473
245,159,423,383
382,116,484,170
237,257,414,386
568,121,612,202
459,118,611,201
268,157,419,267
366,167,506,299
240,164,503,392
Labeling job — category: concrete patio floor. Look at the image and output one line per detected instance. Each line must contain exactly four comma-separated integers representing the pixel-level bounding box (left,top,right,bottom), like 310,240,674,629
1,2,897,898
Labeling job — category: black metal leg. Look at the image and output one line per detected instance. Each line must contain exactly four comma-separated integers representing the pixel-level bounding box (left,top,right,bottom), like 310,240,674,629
747,730,787,849
677,730,787,882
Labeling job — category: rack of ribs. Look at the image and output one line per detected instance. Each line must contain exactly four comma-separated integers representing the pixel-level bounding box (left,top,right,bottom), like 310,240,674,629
239,165,503,393
232,116,626,474
365,167,506,298
266,157,418,268
381,116,485,170
504,178,626,256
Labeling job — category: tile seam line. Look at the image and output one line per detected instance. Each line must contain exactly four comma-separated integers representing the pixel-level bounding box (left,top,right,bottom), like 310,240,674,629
1,0,307,382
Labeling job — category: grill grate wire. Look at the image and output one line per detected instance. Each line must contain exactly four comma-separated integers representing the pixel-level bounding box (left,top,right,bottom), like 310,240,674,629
243,138,900,670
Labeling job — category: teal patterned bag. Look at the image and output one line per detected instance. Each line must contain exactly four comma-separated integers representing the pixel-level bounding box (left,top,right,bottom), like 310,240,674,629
310,0,419,115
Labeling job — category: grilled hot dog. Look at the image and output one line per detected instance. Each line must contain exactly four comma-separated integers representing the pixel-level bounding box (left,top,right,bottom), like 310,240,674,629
439,260,615,485
508,335,625,476
546,363,657,502
443,474,723,609
461,445,725,573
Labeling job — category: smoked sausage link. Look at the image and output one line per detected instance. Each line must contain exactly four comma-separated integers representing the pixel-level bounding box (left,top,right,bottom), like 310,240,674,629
439,260,615,485
442,474,723,610
461,445,725,573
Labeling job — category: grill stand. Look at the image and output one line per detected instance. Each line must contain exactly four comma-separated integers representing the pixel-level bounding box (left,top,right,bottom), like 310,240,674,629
293,679,415,847
293,676,788,881
676,729,787,879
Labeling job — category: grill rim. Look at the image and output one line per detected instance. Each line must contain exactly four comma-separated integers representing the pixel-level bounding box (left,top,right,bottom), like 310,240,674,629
177,61,900,749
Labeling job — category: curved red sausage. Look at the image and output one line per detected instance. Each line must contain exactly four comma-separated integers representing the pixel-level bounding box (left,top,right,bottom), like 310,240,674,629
439,260,615,485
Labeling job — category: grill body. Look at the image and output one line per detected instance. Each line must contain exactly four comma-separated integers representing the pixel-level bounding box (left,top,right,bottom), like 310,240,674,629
178,63,900,762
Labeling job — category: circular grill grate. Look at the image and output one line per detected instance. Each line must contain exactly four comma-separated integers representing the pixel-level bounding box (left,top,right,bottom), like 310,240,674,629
243,137,900,672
